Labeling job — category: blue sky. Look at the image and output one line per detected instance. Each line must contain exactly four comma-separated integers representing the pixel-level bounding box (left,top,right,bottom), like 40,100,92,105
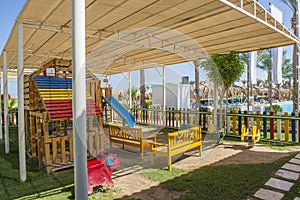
0,0,296,94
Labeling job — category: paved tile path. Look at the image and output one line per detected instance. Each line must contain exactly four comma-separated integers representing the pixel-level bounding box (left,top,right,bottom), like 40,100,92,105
253,153,300,200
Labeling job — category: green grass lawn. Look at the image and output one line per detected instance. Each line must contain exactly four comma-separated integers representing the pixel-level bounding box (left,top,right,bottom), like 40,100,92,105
0,135,74,200
1,134,299,199
139,155,296,200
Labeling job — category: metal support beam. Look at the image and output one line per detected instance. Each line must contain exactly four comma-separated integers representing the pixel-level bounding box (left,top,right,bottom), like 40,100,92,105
72,0,88,199
17,23,26,182
129,71,132,110
296,0,300,112
21,22,204,58
162,66,166,126
3,51,9,153
247,55,250,113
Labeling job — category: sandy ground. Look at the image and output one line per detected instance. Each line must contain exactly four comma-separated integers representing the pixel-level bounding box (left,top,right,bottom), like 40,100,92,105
110,141,299,200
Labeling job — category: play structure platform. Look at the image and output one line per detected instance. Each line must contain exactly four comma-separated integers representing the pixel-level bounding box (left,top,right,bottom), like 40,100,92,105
24,58,104,173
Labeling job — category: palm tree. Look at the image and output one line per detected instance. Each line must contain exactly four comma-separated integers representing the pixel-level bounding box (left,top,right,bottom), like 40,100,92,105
257,49,272,103
281,0,298,112
140,69,146,108
282,50,293,99
127,87,138,102
256,79,263,87
193,60,201,110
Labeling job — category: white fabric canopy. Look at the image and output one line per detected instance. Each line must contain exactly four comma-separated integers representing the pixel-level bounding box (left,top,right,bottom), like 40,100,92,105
0,0,299,75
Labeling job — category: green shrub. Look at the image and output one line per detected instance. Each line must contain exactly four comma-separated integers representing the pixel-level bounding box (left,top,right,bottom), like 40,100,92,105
265,104,283,113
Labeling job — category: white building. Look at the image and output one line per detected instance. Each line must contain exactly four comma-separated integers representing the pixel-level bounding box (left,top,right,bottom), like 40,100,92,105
152,83,190,109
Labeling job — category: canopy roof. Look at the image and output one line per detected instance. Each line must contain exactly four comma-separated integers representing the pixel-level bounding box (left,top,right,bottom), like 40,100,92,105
1,0,299,75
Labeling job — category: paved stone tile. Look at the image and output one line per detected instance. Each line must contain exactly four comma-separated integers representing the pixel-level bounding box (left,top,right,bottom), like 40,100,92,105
275,169,300,181
265,178,294,191
290,158,300,165
253,188,284,200
295,154,300,159
282,163,300,172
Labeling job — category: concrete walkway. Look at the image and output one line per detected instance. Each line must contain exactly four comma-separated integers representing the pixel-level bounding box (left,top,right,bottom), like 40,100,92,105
253,153,300,200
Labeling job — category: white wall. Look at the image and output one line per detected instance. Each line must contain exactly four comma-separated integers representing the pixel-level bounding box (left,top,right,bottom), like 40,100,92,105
166,83,177,108
152,83,190,109
178,84,190,109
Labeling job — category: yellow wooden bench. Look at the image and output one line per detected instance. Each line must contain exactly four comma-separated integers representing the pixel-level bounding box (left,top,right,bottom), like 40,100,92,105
108,125,157,159
150,126,202,171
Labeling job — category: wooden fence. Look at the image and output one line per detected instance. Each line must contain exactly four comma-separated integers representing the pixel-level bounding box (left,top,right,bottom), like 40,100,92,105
130,107,300,143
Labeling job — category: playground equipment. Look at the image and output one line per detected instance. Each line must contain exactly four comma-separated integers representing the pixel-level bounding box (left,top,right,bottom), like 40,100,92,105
24,58,105,173
87,151,120,194
103,96,136,127
241,125,260,144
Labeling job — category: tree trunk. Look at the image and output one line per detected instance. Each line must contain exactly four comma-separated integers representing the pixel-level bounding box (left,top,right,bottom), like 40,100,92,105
140,69,146,108
268,48,273,112
292,43,298,112
277,84,281,101
289,79,292,100
193,60,200,110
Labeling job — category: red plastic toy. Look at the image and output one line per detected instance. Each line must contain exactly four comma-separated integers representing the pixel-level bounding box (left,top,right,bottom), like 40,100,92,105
87,151,120,194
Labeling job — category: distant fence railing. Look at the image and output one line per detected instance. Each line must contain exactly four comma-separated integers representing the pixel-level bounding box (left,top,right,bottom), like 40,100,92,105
123,107,300,143
1,109,18,128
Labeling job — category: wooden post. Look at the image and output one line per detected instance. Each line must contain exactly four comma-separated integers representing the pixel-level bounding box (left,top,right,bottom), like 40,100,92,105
30,115,36,157
263,111,267,138
256,111,260,131
284,112,289,141
198,108,202,126
250,111,254,126
203,111,206,130
243,110,248,127
238,109,242,135
36,116,43,165
56,120,61,137
298,112,300,142
179,108,182,127
277,111,281,141
183,108,186,125
291,112,296,142
232,111,237,135
172,107,175,127
43,112,51,173
226,115,230,134
270,111,274,140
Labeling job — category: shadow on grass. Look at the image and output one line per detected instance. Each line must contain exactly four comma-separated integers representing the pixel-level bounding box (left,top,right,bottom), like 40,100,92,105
0,136,75,200
115,143,297,200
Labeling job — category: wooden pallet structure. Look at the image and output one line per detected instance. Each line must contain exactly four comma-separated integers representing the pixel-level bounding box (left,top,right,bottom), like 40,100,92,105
101,87,113,123
24,58,104,173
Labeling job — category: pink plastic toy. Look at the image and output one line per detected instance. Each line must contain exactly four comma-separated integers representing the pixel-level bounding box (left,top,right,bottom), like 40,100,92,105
87,151,120,194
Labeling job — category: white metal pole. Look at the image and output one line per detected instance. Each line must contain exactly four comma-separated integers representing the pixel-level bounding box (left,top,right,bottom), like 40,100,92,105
296,0,300,112
3,50,9,153
129,71,132,110
17,23,26,182
162,66,166,126
72,0,88,199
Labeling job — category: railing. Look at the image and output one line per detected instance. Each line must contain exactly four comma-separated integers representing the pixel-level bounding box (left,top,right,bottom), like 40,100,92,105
2,109,18,126
130,107,300,143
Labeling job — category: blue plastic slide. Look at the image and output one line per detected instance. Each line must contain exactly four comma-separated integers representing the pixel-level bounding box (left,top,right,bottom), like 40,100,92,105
104,96,136,127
